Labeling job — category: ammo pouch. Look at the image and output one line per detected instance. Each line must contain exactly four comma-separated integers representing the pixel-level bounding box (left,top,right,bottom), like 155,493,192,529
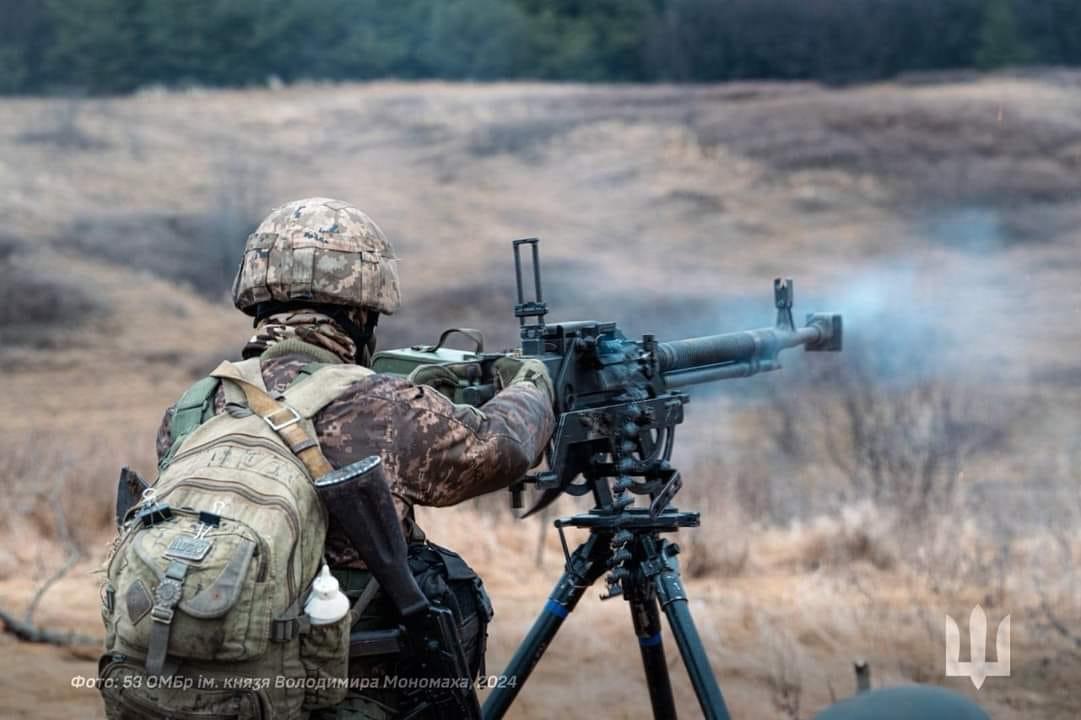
406,541,493,679
350,541,493,681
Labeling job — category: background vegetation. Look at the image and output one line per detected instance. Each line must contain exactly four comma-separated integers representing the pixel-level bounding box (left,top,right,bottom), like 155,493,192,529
2,74,1080,716
2,0,1080,94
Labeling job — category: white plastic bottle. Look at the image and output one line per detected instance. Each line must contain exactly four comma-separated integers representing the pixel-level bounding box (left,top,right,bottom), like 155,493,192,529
305,563,350,625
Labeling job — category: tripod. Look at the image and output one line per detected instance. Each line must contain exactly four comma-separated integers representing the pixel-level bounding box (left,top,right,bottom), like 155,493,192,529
481,506,732,720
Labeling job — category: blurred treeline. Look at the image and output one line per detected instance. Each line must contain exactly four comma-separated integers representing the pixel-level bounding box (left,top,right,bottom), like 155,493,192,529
2,0,1079,95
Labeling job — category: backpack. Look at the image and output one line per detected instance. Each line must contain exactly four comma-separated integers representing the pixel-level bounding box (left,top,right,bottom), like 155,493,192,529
99,358,372,720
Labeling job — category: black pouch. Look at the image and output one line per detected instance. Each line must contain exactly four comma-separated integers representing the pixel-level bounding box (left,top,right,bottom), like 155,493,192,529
406,541,494,679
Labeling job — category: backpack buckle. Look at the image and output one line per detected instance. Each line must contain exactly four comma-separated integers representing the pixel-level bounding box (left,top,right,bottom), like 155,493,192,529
270,614,311,642
264,405,302,431
151,604,176,624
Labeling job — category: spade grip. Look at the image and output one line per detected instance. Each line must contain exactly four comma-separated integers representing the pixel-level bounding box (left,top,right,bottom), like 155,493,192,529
314,456,429,618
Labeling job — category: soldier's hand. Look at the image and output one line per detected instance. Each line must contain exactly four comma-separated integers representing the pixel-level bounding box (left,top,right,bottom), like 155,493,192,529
493,357,555,409
408,362,479,400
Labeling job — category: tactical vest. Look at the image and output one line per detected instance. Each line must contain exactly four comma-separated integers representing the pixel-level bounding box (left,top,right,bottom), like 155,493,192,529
100,358,372,720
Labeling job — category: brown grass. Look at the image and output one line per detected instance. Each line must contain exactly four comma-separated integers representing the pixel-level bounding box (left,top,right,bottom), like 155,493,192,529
2,73,1081,718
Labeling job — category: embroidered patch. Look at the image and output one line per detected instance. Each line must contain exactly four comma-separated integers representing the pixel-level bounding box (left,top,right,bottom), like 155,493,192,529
126,579,153,625
164,534,212,562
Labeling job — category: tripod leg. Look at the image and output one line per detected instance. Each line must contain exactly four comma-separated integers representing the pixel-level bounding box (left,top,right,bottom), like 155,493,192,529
654,552,732,720
629,593,678,720
481,533,609,720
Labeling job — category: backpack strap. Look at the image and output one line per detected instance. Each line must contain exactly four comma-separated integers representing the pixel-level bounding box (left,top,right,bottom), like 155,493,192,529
280,364,374,418
159,376,221,470
173,376,221,437
146,560,189,676
210,361,333,478
217,357,267,407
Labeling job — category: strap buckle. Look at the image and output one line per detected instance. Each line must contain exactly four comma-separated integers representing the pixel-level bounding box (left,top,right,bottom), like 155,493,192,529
264,405,302,431
270,614,311,642
151,605,175,624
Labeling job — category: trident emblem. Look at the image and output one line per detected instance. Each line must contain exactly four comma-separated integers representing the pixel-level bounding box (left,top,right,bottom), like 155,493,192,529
945,605,1010,689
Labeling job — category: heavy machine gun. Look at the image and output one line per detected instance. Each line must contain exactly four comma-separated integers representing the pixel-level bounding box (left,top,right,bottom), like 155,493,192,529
373,238,841,520
371,238,842,719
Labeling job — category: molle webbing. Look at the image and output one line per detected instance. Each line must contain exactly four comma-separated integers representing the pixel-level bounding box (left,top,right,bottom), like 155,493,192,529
160,376,220,469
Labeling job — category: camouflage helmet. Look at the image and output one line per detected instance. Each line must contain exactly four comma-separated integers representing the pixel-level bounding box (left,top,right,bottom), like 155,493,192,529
232,197,401,316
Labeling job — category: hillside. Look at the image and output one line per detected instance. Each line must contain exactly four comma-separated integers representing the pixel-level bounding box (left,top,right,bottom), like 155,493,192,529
1,74,1080,718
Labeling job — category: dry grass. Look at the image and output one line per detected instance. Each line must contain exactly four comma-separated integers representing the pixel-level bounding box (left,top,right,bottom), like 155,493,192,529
4,488,1077,719
2,73,1081,718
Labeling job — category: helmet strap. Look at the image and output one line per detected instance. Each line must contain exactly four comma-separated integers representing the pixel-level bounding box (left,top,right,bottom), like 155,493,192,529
352,312,379,366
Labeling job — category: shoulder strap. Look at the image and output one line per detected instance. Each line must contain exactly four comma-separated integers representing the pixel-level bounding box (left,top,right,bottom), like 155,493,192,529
210,361,333,478
160,376,221,470
171,376,221,439
280,364,374,419
218,357,266,407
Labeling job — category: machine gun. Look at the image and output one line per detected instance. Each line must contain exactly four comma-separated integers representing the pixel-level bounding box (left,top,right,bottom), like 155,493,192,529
373,237,841,520
371,238,842,719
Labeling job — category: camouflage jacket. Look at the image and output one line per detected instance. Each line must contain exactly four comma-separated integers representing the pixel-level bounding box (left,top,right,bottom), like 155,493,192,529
156,342,555,566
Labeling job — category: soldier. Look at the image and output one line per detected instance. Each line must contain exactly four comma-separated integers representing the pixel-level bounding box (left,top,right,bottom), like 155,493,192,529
154,197,556,718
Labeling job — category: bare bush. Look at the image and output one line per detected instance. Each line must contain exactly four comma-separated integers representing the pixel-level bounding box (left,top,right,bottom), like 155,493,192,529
796,504,896,572
62,159,267,301
198,157,269,296
17,98,107,151
1024,481,1081,654
683,531,750,578
762,619,803,720
765,345,1009,524
0,241,102,346
0,431,144,559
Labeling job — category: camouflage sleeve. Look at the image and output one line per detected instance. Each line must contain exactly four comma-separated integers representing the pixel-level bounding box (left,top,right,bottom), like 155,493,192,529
315,376,555,508
155,404,176,464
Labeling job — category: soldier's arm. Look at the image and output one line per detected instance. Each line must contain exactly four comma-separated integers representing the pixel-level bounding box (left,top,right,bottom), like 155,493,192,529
403,382,556,506
316,376,555,508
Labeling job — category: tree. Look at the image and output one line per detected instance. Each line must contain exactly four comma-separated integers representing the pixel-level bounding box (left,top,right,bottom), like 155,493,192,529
975,0,1031,69
420,0,531,79
0,0,52,93
43,0,150,94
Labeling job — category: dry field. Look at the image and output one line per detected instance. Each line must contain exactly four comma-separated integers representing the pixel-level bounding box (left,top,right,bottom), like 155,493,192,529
1,72,1081,718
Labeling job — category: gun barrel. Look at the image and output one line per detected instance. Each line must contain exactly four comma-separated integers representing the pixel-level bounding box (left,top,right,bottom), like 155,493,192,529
658,316,839,388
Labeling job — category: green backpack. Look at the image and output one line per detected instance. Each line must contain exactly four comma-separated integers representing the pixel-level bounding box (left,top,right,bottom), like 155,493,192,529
100,358,372,720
